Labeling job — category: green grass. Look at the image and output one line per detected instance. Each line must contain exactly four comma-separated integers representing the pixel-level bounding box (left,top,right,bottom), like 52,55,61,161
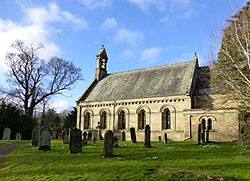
0,140,250,180
0,140,28,147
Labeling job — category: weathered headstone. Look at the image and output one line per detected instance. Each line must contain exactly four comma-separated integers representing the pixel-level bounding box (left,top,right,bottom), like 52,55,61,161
87,131,92,141
164,133,168,143
96,122,102,140
16,133,22,140
38,126,51,150
103,130,113,157
113,136,118,148
69,128,82,153
93,138,97,144
158,136,161,142
3,128,11,140
144,124,152,148
121,131,126,141
62,128,69,144
32,127,39,147
130,127,137,143
198,123,201,145
82,131,88,145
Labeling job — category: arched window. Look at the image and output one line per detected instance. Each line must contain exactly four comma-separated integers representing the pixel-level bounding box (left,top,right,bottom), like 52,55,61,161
84,112,91,129
162,109,171,129
201,119,206,130
118,110,126,130
100,111,107,129
138,109,146,130
207,118,212,130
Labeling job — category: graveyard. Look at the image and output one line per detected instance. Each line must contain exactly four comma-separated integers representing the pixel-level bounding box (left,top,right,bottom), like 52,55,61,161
0,138,250,180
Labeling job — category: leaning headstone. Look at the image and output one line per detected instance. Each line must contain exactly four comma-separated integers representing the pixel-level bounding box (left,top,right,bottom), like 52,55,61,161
130,127,137,143
87,132,92,141
82,131,88,145
198,123,201,145
3,128,11,140
121,131,126,141
32,127,39,147
164,133,168,143
38,126,51,150
62,128,70,144
16,133,22,140
113,136,119,148
103,130,113,157
69,128,82,154
144,124,152,148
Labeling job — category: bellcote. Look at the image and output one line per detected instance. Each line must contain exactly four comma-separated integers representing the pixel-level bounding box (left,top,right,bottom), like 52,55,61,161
95,46,108,81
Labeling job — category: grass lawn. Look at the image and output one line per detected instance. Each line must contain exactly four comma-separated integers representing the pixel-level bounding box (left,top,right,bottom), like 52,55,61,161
0,140,249,180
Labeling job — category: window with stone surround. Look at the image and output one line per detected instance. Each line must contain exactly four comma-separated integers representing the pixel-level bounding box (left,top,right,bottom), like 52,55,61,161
84,112,91,129
162,108,171,129
100,111,107,129
138,109,146,130
118,110,126,130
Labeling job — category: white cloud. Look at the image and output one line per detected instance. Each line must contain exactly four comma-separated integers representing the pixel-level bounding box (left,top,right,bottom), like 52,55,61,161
114,28,144,47
52,99,71,113
0,2,88,71
100,17,118,31
128,0,166,12
140,47,162,63
79,0,112,9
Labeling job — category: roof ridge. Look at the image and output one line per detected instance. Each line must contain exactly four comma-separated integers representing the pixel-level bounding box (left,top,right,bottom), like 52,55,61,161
109,60,193,75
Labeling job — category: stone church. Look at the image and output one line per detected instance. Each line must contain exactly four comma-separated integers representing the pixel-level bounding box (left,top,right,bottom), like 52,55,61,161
76,47,239,142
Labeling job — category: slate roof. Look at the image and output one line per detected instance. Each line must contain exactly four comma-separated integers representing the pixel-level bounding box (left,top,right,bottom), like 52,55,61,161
78,60,197,102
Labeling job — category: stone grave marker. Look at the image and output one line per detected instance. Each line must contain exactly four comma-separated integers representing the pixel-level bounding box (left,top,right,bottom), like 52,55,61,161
16,133,22,140
113,136,118,148
32,127,39,147
82,131,88,145
144,124,152,148
93,138,97,144
164,133,168,143
69,128,82,153
121,131,126,141
87,132,92,141
3,128,11,140
38,126,51,150
130,127,137,143
158,136,161,142
62,128,69,144
103,130,113,157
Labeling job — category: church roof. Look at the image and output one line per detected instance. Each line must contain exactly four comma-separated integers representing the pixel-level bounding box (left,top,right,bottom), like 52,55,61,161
78,60,197,102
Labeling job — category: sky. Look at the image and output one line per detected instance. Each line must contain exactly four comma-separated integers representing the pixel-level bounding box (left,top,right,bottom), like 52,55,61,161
0,0,248,113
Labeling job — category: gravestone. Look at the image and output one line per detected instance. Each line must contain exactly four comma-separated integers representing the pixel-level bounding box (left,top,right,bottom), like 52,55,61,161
93,138,97,144
87,132,92,141
96,122,102,140
16,133,22,140
103,130,113,157
113,136,118,148
158,136,161,142
3,128,11,140
62,128,69,144
144,124,152,148
164,133,168,143
121,131,126,141
198,123,201,145
69,128,82,153
38,126,51,150
82,131,88,145
130,127,137,143
32,127,39,147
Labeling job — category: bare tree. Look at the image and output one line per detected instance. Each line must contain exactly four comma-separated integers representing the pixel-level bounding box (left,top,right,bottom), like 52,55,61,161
4,40,82,117
210,1,250,107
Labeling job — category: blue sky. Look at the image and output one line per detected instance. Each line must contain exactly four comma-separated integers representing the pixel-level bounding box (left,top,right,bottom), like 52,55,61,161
0,0,247,112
